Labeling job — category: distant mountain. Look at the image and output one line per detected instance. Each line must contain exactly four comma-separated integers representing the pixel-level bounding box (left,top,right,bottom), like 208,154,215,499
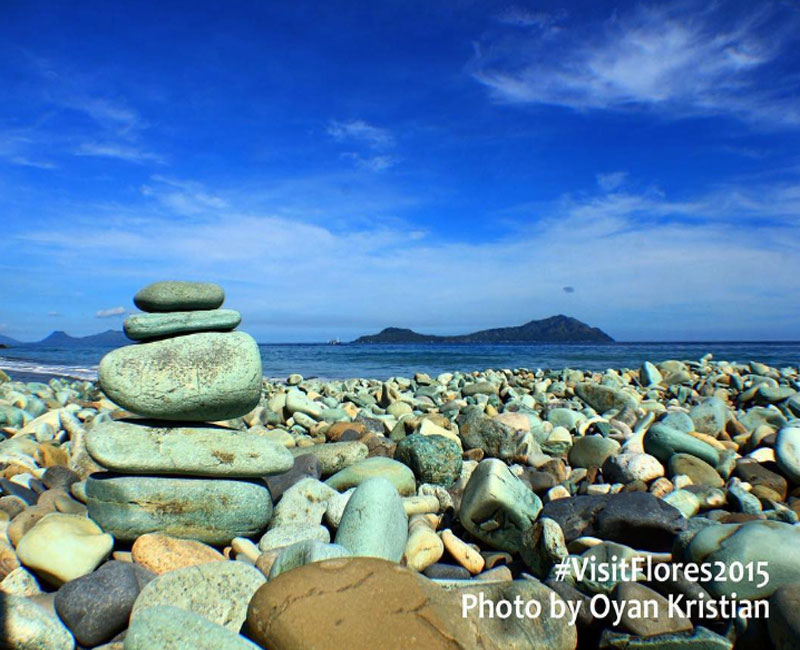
0,334,21,346
33,329,128,346
354,315,614,344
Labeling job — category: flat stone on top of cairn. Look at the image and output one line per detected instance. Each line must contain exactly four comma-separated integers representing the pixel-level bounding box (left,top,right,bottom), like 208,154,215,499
133,280,225,312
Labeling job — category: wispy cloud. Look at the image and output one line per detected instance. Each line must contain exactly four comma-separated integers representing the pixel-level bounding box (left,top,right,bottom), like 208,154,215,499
596,171,628,192
14,172,800,340
471,2,800,125
140,175,228,214
75,142,164,164
327,119,394,149
96,306,126,318
47,311,61,317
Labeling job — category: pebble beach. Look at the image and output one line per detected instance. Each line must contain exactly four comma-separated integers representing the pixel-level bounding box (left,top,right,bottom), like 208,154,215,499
1,282,800,649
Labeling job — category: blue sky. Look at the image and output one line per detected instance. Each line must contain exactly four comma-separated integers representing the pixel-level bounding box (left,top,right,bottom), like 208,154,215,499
1,0,799,342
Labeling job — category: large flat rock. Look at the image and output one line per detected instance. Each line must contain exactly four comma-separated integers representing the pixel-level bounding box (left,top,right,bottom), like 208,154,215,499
123,309,241,341
87,419,292,477
98,331,262,421
86,474,272,544
133,281,224,312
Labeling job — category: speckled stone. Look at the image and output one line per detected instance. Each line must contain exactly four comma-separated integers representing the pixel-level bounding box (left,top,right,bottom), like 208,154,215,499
133,281,225,312
123,309,241,341
394,434,462,487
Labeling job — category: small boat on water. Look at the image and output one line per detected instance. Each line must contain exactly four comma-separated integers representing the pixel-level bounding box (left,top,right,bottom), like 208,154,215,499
327,337,341,345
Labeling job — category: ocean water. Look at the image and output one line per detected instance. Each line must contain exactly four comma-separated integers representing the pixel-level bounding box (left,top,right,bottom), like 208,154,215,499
1,341,799,383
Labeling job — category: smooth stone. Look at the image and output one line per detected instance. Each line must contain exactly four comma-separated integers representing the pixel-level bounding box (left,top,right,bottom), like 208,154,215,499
324,457,416,496
125,605,261,650
394,434,462,487
292,441,368,476
602,452,664,483
334,477,408,562
456,578,578,649
734,460,788,500
0,592,75,649
662,489,701,518
776,427,800,484
17,513,113,586
285,390,323,418
133,281,224,312
568,435,620,468
643,423,720,466
87,420,293,477
463,381,499,396
640,362,663,387
769,582,800,650
0,567,42,597
459,458,542,552
98,332,262,421
268,540,352,579
124,308,241,341
546,408,586,431
574,382,639,413
264,454,322,501
661,411,695,433
404,516,444,571
54,561,140,647
614,581,692,637
520,517,568,578
268,478,339,528
668,453,724,487
599,626,732,649
540,492,686,551
131,533,225,574
130,561,266,631
686,521,800,599
86,475,272,544
246,557,485,650
258,524,330,552
689,397,729,435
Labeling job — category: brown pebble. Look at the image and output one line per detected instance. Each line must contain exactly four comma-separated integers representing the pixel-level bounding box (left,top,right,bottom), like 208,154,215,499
131,533,225,575
7,506,52,547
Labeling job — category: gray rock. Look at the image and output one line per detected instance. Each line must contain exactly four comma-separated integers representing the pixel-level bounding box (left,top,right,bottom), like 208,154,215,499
334,477,408,562
86,475,272,544
769,582,800,650
574,383,639,414
123,309,241,341
394,434,462,487
640,361,663,387
265,454,322,501
292,441,368,476
133,281,224,312
457,406,526,460
776,427,800,484
459,458,542,552
0,592,75,649
87,420,293,477
599,625,732,649
324,457,416,496
125,605,261,650
99,331,262,421
55,561,140,647
668,453,723,487
268,540,352,579
689,397,729,435
130,561,265,631
568,435,620,468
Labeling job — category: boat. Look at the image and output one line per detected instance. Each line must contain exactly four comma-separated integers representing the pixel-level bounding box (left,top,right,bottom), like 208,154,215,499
327,337,341,345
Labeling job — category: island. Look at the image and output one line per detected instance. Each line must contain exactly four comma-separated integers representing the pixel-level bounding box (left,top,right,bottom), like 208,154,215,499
353,315,614,344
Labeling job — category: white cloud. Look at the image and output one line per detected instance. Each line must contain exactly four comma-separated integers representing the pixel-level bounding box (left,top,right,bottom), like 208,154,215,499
96,306,126,318
141,175,228,214
15,173,800,340
327,119,394,149
341,152,397,172
596,171,628,192
47,311,61,317
75,142,164,164
471,3,800,125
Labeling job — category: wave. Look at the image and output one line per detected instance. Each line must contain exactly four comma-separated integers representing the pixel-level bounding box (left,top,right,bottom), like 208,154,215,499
0,358,98,381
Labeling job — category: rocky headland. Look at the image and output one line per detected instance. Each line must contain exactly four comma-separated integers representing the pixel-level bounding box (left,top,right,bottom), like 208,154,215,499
0,281,798,649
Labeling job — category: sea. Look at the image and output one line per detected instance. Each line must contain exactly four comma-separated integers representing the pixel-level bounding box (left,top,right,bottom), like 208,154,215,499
1,341,799,384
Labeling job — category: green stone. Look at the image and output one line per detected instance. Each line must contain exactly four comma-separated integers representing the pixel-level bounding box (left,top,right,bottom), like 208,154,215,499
689,397,729,435
133,281,224,312
668,453,723,487
459,458,542,552
85,474,272,544
268,540,352,579
324,457,417,495
394,434,462,487
568,435,620,468
126,606,261,650
643,423,719,467
334,477,408,562
99,332,262,421
291,441,368,476
123,309,241,341
86,420,293,477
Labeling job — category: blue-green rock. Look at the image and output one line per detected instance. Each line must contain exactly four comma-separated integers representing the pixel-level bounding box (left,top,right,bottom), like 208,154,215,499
776,427,800,484
123,309,241,341
394,434,462,487
689,397,729,435
643,423,719,466
85,474,272,544
268,540,352,579
133,281,224,312
334,477,408,562
574,382,639,414
324,457,416,495
568,435,620,468
99,331,262,421
459,458,542,552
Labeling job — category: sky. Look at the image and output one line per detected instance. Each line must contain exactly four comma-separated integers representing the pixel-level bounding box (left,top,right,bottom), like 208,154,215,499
1,0,799,342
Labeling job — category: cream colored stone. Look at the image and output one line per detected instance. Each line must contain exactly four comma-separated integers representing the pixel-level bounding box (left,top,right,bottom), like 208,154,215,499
440,529,484,575
403,516,443,572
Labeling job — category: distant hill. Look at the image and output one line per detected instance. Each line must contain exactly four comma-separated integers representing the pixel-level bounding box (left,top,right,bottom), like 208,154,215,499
33,330,128,346
354,315,614,344
0,334,21,346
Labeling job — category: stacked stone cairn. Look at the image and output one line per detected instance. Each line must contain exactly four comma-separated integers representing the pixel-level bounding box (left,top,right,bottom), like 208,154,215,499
86,281,294,544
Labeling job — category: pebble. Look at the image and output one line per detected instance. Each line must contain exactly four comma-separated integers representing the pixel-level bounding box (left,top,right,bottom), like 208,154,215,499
324,456,417,495
394,433,462,487
123,308,242,340
130,533,225,574
0,592,75,649
130,560,266,631
133,281,225,312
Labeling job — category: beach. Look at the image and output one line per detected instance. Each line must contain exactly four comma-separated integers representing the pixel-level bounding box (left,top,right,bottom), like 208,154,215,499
2,353,800,649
